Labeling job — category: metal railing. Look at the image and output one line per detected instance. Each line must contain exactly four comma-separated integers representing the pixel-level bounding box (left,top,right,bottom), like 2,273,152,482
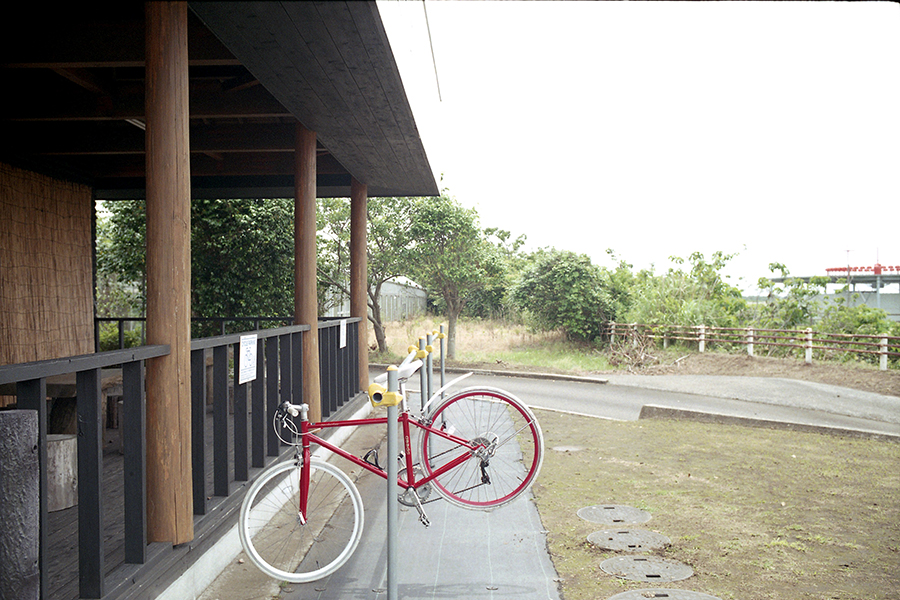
1,319,363,600
607,322,900,370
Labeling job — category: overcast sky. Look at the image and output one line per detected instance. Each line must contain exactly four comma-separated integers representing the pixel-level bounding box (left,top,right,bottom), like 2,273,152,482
377,0,900,293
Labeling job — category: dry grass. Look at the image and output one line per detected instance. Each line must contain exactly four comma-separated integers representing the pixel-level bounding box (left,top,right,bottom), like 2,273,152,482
369,317,899,397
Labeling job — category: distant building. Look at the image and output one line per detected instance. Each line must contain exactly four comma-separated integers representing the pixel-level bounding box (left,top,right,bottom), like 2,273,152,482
768,264,900,322
323,277,427,321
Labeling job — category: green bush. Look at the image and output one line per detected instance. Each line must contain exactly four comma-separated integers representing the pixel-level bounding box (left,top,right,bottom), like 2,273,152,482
511,249,613,341
98,323,143,352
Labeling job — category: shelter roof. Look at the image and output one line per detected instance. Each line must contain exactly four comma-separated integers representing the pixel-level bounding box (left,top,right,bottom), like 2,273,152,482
0,2,438,199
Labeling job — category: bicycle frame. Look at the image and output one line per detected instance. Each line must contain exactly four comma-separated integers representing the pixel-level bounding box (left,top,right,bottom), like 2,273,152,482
299,411,479,497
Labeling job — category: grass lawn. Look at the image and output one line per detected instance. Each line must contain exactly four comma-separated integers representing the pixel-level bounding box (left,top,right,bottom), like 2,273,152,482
531,409,900,600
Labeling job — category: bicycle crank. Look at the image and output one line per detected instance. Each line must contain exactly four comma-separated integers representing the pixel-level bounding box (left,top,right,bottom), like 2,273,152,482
398,485,431,528
397,467,432,507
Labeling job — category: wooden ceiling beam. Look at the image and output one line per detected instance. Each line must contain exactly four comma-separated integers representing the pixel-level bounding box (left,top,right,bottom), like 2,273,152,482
4,84,291,122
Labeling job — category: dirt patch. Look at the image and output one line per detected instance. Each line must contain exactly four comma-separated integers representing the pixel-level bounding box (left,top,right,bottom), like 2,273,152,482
531,409,900,600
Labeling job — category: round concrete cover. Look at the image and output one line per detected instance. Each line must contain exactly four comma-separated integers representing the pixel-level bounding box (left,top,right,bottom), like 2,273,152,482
600,555,693,582
587,529,670,552
577,505,652,525
607,590,722,600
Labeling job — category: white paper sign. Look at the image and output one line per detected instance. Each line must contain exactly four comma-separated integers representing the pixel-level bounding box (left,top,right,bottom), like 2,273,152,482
340,319,347,349
239,334,258,384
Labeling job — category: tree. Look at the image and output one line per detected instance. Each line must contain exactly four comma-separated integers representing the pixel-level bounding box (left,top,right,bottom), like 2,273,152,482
190,199,295,335
99,198,296,337
408,194,502,358
317,196,417,352
511,248,612,341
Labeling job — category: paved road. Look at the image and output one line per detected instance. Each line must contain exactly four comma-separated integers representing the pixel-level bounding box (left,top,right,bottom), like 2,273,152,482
445,371,900,438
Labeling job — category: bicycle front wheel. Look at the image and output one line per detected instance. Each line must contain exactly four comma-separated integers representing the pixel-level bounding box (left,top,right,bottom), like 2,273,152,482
420,387,544,510
239,459,364,583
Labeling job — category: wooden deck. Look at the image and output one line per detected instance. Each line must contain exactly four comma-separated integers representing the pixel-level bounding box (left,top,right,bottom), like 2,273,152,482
47,410,254,600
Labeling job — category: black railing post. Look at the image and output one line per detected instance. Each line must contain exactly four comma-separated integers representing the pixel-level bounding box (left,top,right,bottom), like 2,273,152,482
122,360,147,563
233,340,248,482
350,321,360,400
291,331,303,425
212,345,229,497
252,336,266,468
266,337,280,457
76,368,104,599
191,348,207,515
279,334,293,444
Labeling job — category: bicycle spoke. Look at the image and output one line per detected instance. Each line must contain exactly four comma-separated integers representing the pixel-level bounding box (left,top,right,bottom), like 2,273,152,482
420,388,543,509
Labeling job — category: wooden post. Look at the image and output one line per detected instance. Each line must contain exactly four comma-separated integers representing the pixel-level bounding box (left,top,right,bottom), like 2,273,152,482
145,1,193,545
350,178,369,391
295,124,321,422
805,328,813,364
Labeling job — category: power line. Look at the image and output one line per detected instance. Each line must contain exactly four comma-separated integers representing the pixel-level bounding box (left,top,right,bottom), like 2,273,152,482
422,0,442,102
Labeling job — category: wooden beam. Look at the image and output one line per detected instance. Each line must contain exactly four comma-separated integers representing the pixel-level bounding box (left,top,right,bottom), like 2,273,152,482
144,1,193,545
350,178,369,390
295,123,321,422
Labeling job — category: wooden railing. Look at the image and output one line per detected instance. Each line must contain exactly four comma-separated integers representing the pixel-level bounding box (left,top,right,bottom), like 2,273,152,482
607,322,900,370
0,320,364,600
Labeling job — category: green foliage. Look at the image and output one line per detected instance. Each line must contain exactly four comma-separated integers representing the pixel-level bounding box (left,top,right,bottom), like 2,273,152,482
460,227,527,321
819,303,900,337
99,198,296,338
408,194,504,357
317,195,419,351
190,198,296,335
756,263,830,329
625,251,749,328
511,249,613,342
97,322,143,351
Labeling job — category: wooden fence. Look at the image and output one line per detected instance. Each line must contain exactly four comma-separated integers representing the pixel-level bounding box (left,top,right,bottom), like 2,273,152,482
607,322,900,370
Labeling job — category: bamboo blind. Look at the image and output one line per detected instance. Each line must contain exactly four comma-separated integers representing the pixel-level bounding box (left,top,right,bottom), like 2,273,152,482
0,162,95,373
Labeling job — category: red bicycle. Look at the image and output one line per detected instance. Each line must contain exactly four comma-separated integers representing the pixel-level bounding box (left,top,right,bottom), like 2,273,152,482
238,354,544,582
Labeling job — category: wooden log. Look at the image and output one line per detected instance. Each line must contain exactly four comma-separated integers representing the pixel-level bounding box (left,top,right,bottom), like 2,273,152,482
144,0,193,545
295,123,321,422
46,434,78,512
350,178,369,391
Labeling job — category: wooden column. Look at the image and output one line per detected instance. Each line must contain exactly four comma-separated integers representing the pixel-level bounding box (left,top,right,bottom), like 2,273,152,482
144,1,193,545
350,178,370,390
295,124,321,422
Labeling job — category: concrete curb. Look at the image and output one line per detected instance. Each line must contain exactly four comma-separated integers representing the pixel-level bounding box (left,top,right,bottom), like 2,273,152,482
638,404,900,443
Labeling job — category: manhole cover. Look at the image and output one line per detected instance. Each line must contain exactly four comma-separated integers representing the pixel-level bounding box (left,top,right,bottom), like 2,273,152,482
600,556,693,582
607,590,722,600
588,529,670,552
577,505,651,525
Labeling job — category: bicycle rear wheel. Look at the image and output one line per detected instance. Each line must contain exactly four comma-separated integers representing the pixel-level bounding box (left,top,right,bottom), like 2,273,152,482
420,387,543,510
239,459,363,583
